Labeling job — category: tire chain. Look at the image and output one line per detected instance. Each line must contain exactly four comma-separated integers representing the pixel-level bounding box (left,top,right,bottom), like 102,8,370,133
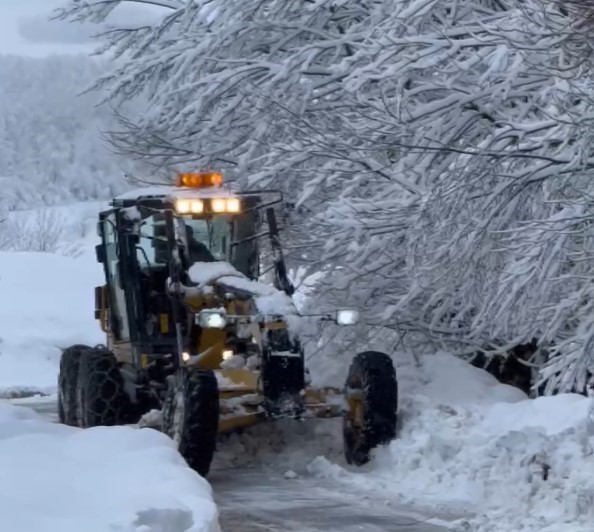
77,347,128,428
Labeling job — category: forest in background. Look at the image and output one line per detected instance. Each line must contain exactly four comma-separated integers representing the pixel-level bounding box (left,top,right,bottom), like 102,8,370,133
0,54,131,210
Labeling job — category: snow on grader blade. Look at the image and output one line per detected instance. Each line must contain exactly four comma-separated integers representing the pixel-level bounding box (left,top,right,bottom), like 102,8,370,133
57,171,398,476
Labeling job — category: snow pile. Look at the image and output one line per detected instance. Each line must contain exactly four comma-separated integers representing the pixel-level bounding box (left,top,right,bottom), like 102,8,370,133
188,261,297,317
305,353,594,532
188,261,245,286
0,250,104,395
0,401,220,532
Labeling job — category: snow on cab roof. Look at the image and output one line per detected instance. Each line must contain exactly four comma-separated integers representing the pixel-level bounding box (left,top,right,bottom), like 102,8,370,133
115,185,236,201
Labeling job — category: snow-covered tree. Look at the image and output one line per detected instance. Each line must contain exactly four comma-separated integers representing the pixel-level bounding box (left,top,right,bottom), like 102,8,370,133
319,0,594,392
57,0,594,391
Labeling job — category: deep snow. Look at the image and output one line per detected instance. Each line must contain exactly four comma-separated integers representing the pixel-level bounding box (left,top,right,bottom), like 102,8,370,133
0,250,104,394
0,202,106,395
0,401,219,532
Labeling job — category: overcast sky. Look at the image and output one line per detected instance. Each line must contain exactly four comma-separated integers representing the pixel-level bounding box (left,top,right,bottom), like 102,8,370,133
0,1,162,57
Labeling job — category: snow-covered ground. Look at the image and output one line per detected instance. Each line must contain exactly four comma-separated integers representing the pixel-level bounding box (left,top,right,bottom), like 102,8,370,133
0,250,103,394
0,201,105,395
0,401,219,532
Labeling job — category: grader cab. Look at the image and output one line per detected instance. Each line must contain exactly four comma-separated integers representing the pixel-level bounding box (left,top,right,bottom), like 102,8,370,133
57,171,398,476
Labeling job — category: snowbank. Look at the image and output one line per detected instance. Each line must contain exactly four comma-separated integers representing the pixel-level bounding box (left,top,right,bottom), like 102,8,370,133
305,353,594,532
0,250,104,394
0,401,220,532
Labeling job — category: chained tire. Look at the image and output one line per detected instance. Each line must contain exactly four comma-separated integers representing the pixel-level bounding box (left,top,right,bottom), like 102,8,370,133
58,344,90,426
76,346,130,428
343,351,398,466
162,367,219,477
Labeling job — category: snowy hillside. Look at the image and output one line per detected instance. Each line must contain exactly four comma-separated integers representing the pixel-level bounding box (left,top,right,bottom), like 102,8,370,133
0,55,133,210
0,202,104,394
0,251,103,394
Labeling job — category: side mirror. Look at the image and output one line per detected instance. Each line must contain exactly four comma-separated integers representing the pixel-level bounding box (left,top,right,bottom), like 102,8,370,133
95,244,106,264
336,309,359,326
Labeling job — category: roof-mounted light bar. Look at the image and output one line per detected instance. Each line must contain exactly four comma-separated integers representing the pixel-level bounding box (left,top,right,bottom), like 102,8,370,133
175,171,223,188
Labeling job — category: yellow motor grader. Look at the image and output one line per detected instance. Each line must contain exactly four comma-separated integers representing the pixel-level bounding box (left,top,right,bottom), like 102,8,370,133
57,171,398,476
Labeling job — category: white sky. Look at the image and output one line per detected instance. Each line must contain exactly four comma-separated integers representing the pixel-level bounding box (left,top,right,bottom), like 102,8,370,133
0,1,162,57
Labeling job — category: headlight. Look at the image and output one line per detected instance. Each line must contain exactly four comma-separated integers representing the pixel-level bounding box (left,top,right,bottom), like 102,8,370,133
175,199,204,214
211,198,226,212
198,310,227,328
336,309,359,326
226,198,241,213
190,200,204,213
211,197,241,213
176,199,191,213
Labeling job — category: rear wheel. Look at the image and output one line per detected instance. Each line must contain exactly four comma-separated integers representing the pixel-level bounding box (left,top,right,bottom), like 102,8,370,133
343,351,398,466
162,367,219,477
58,344,89,426
76,346,130,428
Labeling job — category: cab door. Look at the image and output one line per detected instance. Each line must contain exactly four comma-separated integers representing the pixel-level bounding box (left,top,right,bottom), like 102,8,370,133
98,211,131,342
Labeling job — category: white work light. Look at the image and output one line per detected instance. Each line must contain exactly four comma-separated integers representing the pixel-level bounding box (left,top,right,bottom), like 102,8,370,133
336,309,359,326
198,310,227,329
175,199,204,214
211,198,226,212
225,198,241,213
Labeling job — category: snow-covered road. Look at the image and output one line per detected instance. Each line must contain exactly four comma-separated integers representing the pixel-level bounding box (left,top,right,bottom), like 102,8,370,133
212,468,454,532
15,394,454,532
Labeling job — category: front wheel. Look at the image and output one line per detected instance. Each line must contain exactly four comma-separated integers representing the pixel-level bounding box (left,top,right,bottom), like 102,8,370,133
162,367,219,477
343,351,398,466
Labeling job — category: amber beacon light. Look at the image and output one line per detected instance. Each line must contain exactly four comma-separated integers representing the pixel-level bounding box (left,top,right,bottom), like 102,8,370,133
175,171,223,188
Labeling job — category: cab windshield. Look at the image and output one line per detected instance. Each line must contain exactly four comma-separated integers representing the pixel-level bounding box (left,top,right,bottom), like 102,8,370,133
135,213,232,268
179,215,231,263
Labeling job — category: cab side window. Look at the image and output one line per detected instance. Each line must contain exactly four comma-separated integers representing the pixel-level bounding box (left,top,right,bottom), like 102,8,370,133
103,215,130,341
